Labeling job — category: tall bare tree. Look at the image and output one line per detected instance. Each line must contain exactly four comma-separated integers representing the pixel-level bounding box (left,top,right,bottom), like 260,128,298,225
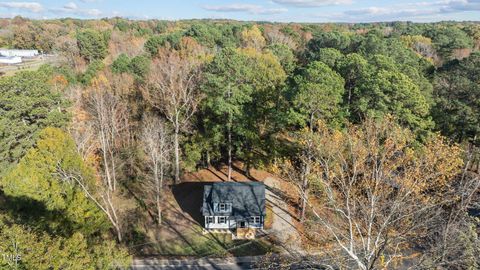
141,114,172,225
80,74,130,241
301,118,463,270
418,144,480,269
142,47,203,183
56,164,124,242
85,75,129,191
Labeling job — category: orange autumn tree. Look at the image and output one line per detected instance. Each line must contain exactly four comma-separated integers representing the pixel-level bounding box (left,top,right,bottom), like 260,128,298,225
295,117,463,270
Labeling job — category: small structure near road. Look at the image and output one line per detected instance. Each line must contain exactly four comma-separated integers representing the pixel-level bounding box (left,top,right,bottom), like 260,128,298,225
202,182,266,239
0,56,22,64
0,49,39,57
0,49,41,66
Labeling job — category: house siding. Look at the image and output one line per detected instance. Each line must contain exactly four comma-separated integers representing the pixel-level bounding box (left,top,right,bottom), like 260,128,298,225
205,216,233,229
205,216,263,230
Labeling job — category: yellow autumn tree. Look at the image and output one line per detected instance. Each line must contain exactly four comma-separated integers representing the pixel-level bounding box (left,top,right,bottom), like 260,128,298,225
241,25,266,51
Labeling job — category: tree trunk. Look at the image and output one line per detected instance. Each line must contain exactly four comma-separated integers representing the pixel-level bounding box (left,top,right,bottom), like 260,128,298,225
174,124,180,184
206,151,211,168
110,149,117,191
300,162,310,223
227,85,232,182
100,130,113,191
309,112,315,132
115,224,122,242
245,161,251,178
159,160,165,225
228,124,232,181
155,161,162,225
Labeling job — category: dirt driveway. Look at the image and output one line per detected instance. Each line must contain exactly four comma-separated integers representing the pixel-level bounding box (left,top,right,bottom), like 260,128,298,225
264,177,304,255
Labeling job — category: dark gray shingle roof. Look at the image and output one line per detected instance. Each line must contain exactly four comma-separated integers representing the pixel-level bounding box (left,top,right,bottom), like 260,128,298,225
202,182,266,218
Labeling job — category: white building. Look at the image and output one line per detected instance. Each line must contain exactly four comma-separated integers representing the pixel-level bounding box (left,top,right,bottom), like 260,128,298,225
0,56,22,64
0,49,39,57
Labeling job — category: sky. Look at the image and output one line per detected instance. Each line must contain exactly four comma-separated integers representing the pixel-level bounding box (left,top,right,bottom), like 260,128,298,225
0,0,479,22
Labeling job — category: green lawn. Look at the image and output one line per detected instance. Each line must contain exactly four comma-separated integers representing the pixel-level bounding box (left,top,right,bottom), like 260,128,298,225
138,220,274,257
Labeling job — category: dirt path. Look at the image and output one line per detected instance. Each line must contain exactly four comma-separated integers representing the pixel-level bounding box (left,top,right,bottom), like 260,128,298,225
264,177,304,255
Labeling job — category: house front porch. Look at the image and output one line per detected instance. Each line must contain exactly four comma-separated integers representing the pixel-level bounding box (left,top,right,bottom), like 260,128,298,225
202,227,259,240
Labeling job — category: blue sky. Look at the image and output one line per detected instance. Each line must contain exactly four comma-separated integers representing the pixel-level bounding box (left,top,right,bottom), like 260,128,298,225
0,0,479,22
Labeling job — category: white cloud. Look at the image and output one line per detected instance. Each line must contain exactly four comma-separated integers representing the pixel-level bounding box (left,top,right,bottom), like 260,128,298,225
0,2,43,13
203,4,288,15
84,8,101,16
63,2,78,10
272,0,353,7
49,2,102,18
318,0,480,21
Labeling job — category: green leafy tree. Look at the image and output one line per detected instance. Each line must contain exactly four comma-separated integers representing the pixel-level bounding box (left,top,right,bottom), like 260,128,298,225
240,48,287,169
128,55,151,82
306,31,352,54
1,127,107,235
111,53,131,74
433,52,480,143
426,26,474,59
201,47,286,177
292,61,345,129
201,48,254,179
0,69,69,176
144,32,183,56
184,22,242,48
80,60,105,85
76,29,108,62
309,47,344,69
337,53,371,109
267,43,297,74
0,217,130,270
353,69,432,134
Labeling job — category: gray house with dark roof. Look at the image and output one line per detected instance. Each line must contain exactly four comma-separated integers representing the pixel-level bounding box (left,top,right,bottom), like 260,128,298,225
202,182,266,234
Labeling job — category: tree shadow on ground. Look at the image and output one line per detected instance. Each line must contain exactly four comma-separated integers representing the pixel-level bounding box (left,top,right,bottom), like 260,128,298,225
0,190,81,238
171,182,215,226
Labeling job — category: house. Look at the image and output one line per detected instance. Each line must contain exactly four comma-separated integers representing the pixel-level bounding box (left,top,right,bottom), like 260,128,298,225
0,49,39,58
202,182,266,239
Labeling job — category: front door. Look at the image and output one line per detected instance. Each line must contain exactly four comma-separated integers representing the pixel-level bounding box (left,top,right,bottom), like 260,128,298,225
238,220,246,228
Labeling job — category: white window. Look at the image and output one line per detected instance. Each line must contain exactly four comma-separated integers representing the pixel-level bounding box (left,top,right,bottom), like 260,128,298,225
207,216,214,224
218,203,232,212
249,216,260,224
218,216,227,224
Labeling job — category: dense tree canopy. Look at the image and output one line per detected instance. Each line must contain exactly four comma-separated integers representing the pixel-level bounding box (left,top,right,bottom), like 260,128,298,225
0,217,130,270
433,52,480,144
201,47,286,168
0,68,69,176
292,61,345,128
353,67,432,133
76,29,109,62
2,127,107,235
0,18,478,269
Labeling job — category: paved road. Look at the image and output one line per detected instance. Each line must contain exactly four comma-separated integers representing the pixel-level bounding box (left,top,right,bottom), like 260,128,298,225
131,256,263,270
131,256,335,269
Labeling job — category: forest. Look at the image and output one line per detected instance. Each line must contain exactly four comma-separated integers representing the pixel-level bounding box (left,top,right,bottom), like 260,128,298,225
0,17,479,269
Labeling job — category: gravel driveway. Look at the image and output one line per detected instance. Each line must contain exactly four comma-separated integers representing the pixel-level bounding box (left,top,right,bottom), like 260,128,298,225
264,177,304,255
